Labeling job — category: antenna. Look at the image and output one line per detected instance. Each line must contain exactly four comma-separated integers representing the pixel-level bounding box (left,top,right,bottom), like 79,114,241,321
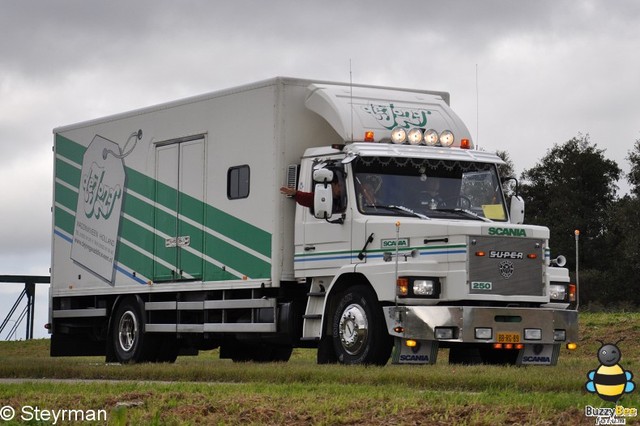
476,64,479,149
350,59,354,142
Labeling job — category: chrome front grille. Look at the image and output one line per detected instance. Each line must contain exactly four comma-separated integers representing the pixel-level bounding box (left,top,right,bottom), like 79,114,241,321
468,236,544,297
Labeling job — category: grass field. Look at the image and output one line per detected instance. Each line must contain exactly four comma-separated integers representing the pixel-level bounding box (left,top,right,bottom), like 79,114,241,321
0,312,638,425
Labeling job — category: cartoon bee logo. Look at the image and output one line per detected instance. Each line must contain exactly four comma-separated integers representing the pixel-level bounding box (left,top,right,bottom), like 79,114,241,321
585,339,635,402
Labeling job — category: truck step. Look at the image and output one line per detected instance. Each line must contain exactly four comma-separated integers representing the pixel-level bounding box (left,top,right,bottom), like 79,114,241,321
302,314,322,320
307,291,326,297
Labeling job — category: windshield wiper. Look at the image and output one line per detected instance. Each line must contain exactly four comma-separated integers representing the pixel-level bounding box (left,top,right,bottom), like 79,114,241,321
366,204,430,220
434,208,492,222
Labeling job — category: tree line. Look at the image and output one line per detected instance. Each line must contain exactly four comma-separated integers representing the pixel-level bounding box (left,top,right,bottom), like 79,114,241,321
497,135,640,310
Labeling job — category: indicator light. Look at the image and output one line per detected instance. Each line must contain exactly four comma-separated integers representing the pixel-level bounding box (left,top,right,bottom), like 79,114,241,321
396,277,409,296
405,339,418,348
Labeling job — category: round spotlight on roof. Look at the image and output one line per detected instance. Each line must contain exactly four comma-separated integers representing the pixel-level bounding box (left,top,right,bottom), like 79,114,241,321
439,130,454,147
407,128,423,145
423,129,439,146
390,127,407,144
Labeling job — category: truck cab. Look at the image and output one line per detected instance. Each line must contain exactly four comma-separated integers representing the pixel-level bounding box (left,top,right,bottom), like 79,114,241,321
294,84,577,365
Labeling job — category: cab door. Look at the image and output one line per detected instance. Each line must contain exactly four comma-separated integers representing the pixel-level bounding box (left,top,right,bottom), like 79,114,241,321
296,165,353,274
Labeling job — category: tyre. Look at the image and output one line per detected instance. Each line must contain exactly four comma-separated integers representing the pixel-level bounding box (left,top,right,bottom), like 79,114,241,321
331,285,392,365
110,297,148,364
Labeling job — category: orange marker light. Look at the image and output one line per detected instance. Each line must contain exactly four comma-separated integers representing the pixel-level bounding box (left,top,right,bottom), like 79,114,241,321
364,131,375,142
460,138,471,149
568,284,576,302
397,277,409,296
475,251,486,257
527,253,538,259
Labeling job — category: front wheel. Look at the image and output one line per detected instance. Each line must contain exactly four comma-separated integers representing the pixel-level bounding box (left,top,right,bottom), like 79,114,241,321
331,286,392,365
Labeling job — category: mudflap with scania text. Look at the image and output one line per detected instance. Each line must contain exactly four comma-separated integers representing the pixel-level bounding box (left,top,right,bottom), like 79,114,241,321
391,338,439,365
517,343,560,366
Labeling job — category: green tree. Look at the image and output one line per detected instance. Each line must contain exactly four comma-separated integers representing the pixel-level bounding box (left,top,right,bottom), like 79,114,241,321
628,139,640,197
520,135,621,277
496,150,516,197
599,140,640,307
496,150,515,181
602,195,640,306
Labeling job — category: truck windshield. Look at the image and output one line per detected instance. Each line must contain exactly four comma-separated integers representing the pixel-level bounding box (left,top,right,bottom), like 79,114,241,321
352,156,507,221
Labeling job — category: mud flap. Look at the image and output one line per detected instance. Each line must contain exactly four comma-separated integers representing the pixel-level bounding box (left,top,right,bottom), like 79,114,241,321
391,338,439,365
517,344,560,366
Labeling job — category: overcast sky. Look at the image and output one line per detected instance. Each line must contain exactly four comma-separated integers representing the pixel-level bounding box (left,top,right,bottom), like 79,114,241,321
1,0,639,339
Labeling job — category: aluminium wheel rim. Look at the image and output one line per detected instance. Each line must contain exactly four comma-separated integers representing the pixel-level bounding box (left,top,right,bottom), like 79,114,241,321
338,303,369,355
118,310,138,352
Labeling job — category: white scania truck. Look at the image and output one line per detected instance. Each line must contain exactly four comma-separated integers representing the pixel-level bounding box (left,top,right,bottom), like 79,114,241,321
50,77,577,365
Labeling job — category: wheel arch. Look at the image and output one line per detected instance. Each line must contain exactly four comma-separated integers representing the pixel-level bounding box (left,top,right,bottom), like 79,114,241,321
107,294,146,336
321,272,386,337
106,294,146,361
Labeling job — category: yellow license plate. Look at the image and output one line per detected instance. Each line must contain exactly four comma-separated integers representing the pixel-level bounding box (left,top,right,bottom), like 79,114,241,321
497,332,521,343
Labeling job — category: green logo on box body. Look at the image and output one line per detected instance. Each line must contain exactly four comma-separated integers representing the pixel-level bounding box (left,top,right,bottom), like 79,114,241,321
488,227,527,237
82,163,123,220
362,103,431,130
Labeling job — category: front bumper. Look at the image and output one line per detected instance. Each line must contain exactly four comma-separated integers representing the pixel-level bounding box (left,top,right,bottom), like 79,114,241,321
384,305,578,344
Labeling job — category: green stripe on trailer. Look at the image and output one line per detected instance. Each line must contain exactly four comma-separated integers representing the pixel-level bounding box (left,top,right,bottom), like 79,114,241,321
54,207,75,236
54,158,81,188
54,182,78,212
55,134,85,165
53,133,273,281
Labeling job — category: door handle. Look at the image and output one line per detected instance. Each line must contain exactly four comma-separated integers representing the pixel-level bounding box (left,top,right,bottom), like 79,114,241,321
304,246,316,251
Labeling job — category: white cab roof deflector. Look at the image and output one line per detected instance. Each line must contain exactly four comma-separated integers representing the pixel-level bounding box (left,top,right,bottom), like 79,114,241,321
304,83,472,143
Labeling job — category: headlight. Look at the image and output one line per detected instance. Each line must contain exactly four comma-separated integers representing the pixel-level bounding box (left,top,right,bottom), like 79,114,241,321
549,284,567,301
435,327,455,339
554,329,567,341
524,328,542,340
397,277,441,298
475,328,493,340
390,126,407,144
413,279,436,296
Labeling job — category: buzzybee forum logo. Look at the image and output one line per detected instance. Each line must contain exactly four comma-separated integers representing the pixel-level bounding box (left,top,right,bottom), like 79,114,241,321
586,339,635,402
584,339,637,424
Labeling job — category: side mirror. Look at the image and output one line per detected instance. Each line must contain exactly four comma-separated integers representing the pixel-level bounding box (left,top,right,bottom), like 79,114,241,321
313,184,333,219
313,168,334,184
510,195,525,224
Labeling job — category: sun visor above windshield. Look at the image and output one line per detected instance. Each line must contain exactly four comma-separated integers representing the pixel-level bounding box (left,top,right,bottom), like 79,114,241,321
305,83,472,144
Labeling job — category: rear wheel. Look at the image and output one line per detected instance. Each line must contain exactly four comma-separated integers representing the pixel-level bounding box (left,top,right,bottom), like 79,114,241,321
331,286,392,365
110,297,148,364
